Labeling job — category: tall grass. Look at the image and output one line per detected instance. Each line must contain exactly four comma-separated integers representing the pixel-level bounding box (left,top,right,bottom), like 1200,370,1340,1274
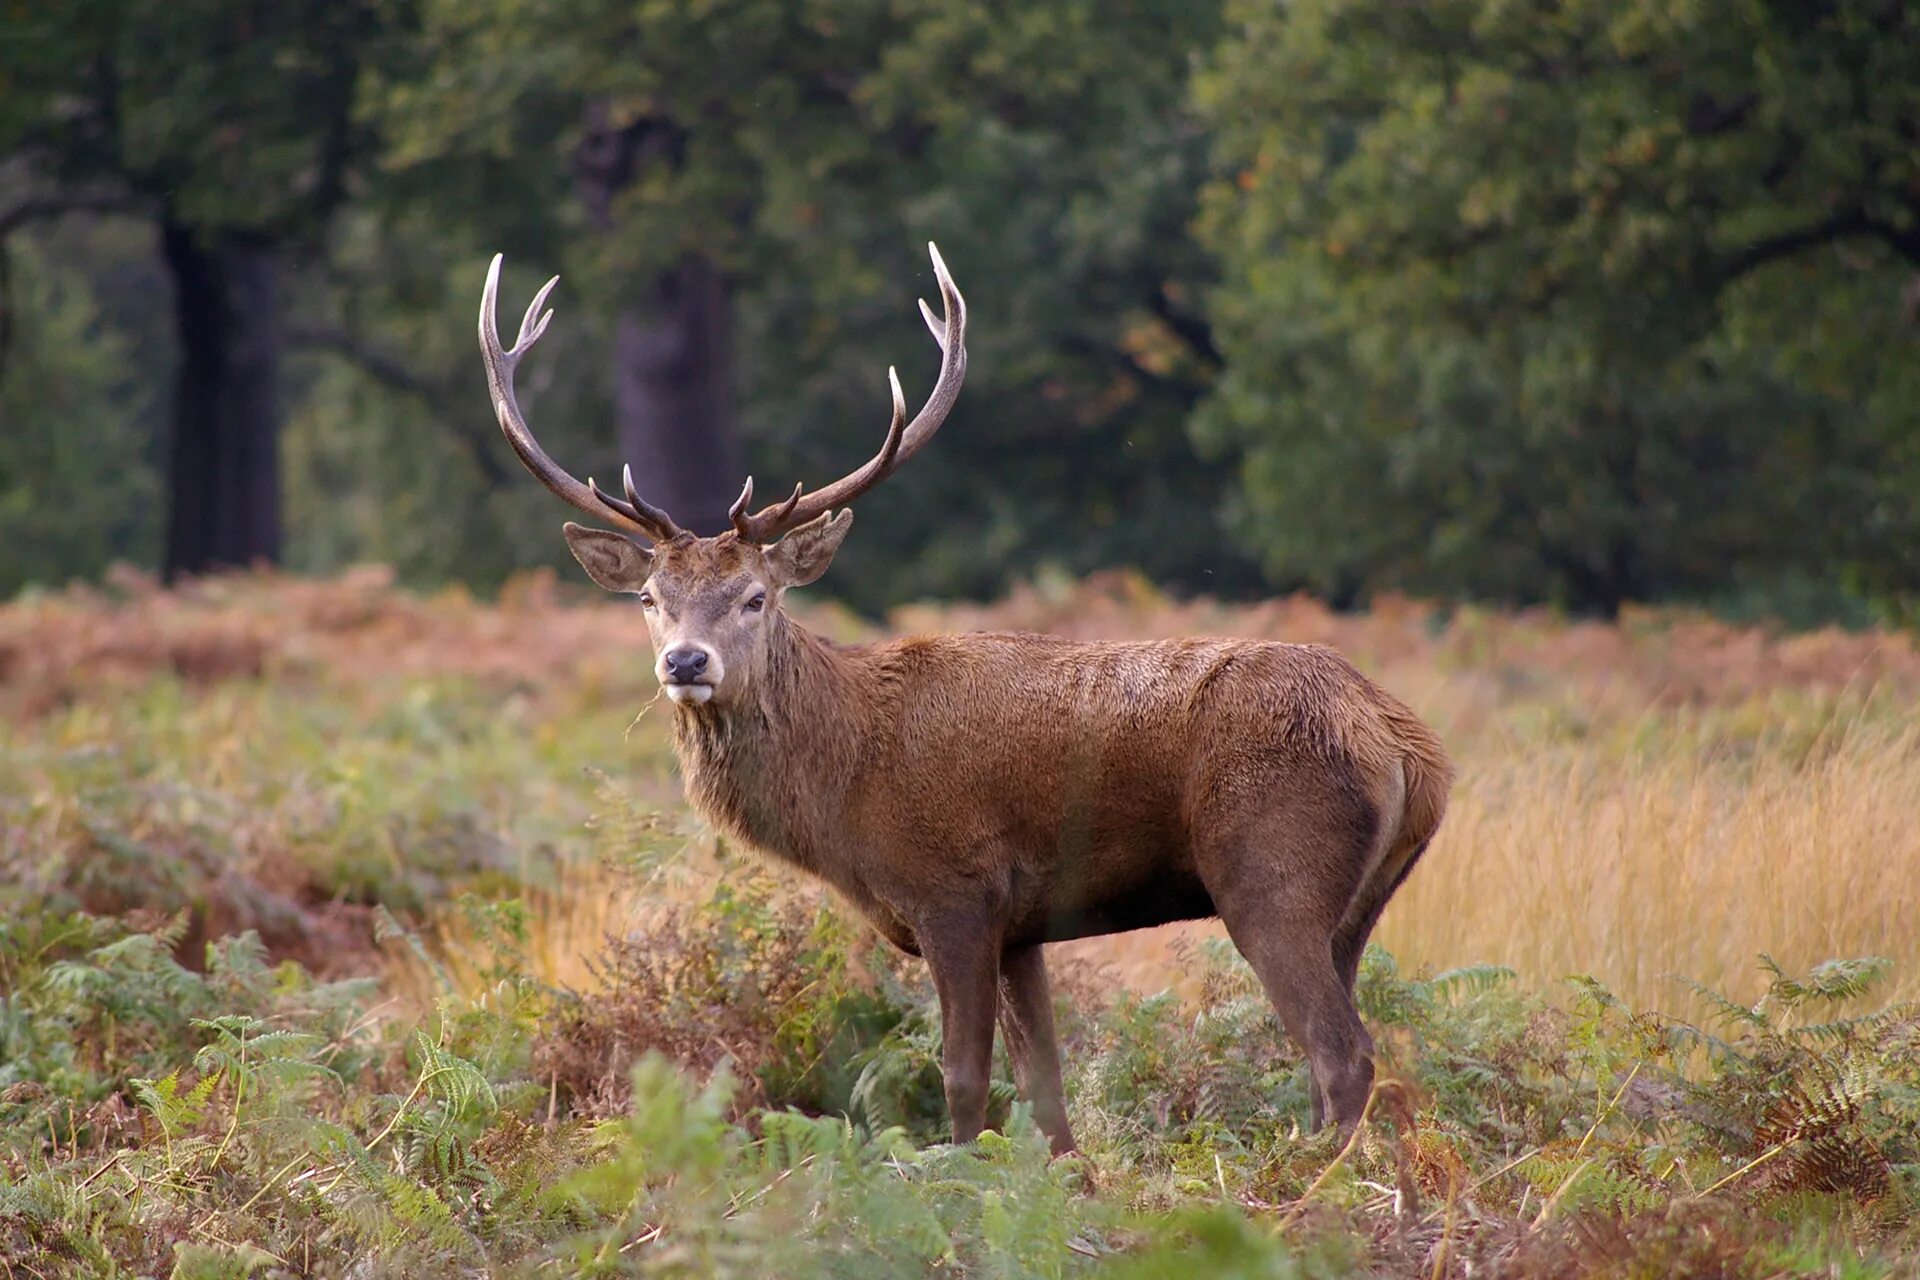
1384,710,1920,1009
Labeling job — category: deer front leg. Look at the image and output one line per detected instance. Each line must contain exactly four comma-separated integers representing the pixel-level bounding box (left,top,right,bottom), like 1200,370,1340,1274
918,914,1003,1145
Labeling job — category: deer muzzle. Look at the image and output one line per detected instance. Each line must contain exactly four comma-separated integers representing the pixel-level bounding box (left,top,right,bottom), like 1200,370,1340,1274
659,644,721,704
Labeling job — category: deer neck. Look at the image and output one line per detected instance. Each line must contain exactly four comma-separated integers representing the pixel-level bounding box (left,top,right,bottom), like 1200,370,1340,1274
666,611,869,874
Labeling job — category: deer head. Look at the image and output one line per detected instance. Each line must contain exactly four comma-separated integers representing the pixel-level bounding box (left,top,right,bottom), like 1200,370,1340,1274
478,244,966,707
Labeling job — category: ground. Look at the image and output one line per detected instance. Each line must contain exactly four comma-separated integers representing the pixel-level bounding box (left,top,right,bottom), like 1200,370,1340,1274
1,567,1916,1276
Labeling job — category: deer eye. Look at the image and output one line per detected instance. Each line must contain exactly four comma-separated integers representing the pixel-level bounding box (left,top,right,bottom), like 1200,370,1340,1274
744,592,767,614
638,590,656,610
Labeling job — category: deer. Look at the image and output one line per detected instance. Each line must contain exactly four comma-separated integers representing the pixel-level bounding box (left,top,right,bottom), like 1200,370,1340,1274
478,244,1452,1155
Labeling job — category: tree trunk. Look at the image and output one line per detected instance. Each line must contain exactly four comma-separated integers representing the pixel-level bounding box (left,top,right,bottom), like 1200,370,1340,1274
576,107,743,536
160,220,284,580
613,257,742,535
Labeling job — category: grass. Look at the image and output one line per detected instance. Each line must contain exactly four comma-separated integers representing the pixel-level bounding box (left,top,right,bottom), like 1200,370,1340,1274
1389,705,1920,1010
1,568,1917,1276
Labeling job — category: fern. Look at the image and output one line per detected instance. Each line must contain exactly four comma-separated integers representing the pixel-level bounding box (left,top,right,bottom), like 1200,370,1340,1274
130,1068,219,1169
1425,963,1519,1001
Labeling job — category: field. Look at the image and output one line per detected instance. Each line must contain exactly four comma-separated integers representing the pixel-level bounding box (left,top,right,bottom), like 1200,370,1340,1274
2,569,1917,1277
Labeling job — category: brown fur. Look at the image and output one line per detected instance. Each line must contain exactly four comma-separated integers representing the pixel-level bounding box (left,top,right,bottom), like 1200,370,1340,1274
565,522,1453,1152
486,247,1448,1151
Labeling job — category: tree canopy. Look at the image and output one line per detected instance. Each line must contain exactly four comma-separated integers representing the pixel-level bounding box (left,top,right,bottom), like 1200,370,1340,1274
3,0,1917,621
1195,0,1920,616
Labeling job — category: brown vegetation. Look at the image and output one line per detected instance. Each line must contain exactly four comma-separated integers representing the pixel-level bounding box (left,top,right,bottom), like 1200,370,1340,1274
6,567,1919,1014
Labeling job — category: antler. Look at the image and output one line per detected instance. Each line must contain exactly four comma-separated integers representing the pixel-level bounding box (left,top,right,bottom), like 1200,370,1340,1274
479,254,683,543
729,242,967,543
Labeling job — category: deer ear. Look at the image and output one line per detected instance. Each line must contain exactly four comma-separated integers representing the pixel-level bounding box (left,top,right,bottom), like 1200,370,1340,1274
764,510,852,588
563,523,652,593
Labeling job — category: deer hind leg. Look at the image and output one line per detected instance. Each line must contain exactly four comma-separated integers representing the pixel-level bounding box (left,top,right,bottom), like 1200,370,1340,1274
1225,900,1374,1135
918,912,1004,1145
1199,796,1378,1136
1312,886,1397,1133
1331,757,1412,999
998,944,1075,1155
1311,903,1391,1127
1332,832,1435,996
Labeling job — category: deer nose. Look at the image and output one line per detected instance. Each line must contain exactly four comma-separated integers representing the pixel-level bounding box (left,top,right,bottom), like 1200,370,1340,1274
663,647,709,683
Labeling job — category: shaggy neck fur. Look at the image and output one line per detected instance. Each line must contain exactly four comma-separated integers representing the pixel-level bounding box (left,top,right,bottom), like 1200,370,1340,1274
667,610,876,876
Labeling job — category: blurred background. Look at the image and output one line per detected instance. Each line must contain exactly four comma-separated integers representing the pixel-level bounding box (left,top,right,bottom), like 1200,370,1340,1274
6,0,1918,622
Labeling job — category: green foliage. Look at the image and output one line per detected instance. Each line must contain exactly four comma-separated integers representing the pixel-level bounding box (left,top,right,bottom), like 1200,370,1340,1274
286,0,1255,608
0,239,159,594
5,595,1920,1272
1100,1206,1355,1279
12,0,1920,620
0,0,420,240
1196,0,1920,617
4,787,1920,1272
535,864,924,1124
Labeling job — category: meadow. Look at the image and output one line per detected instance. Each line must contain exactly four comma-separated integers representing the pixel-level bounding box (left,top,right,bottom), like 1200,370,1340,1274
1,569,1916,1276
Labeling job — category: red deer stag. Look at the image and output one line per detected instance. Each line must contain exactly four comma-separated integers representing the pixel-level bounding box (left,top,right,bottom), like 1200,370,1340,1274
478,245,1452,1153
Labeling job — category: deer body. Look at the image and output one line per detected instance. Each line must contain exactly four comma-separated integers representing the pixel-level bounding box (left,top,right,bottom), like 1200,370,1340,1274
478,245,1452,1155
673,619,1446,957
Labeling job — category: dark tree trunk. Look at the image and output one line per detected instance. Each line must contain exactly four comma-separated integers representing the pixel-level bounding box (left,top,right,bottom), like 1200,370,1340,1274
613,257,742,535
160,220,284,580
576,108,743,536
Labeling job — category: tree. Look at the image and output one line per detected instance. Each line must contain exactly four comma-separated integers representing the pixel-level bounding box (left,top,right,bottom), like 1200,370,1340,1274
574,105,743,536
383,0,1251,609
1195,0,1920,616
0,0,421,579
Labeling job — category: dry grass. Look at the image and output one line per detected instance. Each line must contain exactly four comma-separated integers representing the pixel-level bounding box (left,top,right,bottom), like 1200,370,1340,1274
384,854,656,1008
6,565,1919,1016
1381,712,1920,1008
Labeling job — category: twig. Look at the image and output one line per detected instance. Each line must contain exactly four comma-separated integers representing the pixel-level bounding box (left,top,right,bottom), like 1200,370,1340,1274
724,1154,816,1219
74,1155,121,1193
1693,1142,1788,1199
617,1223,665,1253
198,1152,310,1232
286,1164,342,1190
624,688,665,739
1530,1156,1596,1229
1574,1060,1641,1159
1429,1169,1460,1280
1506,1063,1644,1234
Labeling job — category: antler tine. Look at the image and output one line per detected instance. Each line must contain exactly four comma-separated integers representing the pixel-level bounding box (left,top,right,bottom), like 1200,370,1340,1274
729,476,804,532
731,242,968,543
479,254,682,543
516,274,558,352
623,465,681,534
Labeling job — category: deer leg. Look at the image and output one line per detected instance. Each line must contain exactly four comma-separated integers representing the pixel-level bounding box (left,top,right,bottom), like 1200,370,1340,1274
998,944,1075,1155
1225,906,1374,1135
920,921,1003,1145
1200,807,1378,1137
1312,888,1390,1132
1333,833,1436,996
1315,830,1435,1127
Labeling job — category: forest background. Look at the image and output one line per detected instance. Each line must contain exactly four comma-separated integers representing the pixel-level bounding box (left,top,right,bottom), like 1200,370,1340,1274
7,0,1919,624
